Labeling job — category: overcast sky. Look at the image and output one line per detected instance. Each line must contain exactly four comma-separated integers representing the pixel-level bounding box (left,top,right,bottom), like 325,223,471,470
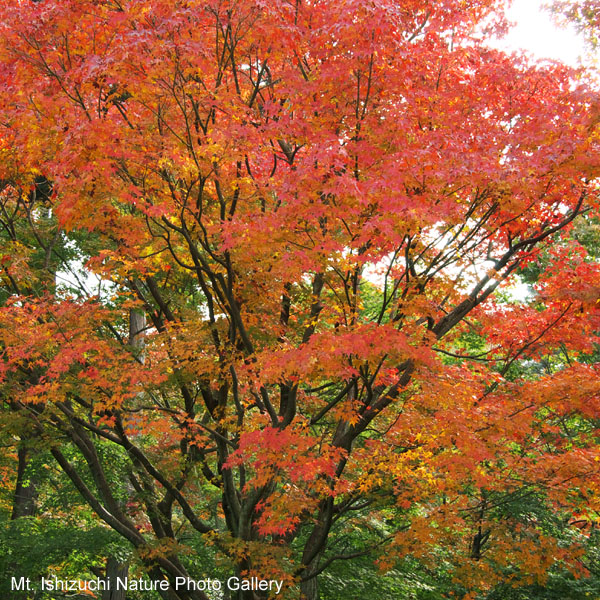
495,0,586,65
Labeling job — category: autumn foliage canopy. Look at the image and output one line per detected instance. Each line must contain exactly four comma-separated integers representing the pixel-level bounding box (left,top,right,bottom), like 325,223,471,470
0,0,599,599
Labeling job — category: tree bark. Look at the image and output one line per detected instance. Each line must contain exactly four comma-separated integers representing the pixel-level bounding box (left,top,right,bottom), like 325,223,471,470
300,559,320,600
129,308,146,362
102,558,128,600
11,445,37,519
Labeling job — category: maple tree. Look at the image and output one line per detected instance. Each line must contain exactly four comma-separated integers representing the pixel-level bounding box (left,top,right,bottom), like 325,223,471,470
0,0,599,599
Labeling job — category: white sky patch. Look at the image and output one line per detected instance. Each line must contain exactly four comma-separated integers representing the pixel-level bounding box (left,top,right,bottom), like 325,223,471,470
504,279,534,301
490,0,586,66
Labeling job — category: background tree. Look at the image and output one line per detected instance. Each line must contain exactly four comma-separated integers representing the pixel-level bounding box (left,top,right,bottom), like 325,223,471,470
0,1,599,599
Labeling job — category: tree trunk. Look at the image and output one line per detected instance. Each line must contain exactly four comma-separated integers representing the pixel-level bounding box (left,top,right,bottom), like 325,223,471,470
300,561,320,600
129,308,146,362
102,557,128,600
11,445,37,519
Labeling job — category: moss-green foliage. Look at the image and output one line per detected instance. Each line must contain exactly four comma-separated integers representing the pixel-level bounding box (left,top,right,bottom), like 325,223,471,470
0,517,121,598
